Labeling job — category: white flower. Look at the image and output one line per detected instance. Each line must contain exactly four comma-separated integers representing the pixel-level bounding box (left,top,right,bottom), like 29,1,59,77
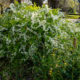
10,3,16,13
31,12,38,20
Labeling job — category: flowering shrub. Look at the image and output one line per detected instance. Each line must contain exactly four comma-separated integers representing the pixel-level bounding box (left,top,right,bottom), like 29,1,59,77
0,3,80,80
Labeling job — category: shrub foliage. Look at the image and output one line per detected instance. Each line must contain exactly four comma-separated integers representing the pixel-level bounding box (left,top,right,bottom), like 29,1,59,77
0,3,80,80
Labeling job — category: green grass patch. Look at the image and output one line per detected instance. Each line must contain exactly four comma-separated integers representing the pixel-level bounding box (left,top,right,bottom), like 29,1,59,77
66,15,80,19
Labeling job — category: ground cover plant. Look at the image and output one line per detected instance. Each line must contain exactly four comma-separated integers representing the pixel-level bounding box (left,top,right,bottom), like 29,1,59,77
0,3,80,80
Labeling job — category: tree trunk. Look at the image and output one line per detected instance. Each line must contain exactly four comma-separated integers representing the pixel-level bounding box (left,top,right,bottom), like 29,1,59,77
48,0,59,8
0,4,3,14
79,3,80,19
32,0,43,7
64,0,66,5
